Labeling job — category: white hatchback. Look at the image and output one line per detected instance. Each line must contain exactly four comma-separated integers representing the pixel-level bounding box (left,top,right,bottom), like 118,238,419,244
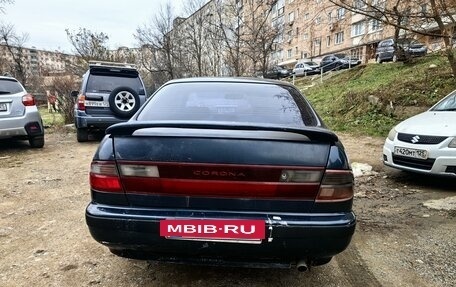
383,90,456,176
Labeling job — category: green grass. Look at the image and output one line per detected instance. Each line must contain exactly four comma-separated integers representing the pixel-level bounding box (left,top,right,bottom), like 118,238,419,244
39,106,65,128
297,53,455,136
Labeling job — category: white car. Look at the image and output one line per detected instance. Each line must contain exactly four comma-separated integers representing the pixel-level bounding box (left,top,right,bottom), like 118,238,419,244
383,90,456,176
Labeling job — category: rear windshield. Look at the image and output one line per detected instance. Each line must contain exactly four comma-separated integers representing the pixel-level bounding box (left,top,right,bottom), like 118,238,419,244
137,82,319,127
0,79,24,95
86,74,144,95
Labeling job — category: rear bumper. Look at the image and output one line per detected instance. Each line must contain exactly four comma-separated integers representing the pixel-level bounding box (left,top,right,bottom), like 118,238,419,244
86,203,356,265
74,110,125,130
0,107,43,139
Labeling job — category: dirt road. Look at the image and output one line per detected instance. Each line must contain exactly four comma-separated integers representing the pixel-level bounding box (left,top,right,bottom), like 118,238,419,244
0,130,455,287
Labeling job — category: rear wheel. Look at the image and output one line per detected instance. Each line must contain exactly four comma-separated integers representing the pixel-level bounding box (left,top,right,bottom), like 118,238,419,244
77,128,89,142
392,54,398,62
29,136,44,148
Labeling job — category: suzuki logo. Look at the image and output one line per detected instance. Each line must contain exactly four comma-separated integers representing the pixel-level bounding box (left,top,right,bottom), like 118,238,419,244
411,135,420,144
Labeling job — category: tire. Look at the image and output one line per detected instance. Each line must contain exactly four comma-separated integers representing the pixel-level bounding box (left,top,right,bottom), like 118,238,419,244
108,87,140,118
76,128,89,142
392,54,398,62
29,136,44,148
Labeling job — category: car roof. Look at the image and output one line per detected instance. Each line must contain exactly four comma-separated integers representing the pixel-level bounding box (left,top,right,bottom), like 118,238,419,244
0,76,18,81
165,77,296,87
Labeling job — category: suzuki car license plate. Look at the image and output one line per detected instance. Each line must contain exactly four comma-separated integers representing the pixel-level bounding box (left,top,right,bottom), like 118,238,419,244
394,146,428,160
160,219,265,243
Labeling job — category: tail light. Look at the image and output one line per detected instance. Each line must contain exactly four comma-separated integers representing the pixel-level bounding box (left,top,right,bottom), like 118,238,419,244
22,94,36,106
316,170,354,202
77,94,86,110
90,161,122,193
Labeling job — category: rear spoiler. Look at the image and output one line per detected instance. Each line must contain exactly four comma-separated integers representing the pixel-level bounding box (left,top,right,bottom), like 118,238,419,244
106,121,339,143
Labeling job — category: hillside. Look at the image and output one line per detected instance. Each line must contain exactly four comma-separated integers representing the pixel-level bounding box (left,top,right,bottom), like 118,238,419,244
295,53,455,136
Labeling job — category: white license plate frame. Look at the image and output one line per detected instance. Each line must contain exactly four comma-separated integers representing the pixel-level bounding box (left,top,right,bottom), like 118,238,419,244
84,100,109,108
394,146,428,160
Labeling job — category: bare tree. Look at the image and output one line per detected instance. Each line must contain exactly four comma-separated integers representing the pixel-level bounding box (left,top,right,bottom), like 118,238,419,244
211,0,247,76
49,76,79,124
135,3,184,85
329,0,456,76
241,0,281,75
65,28,111,74
0,0,13,14
0,23,29,86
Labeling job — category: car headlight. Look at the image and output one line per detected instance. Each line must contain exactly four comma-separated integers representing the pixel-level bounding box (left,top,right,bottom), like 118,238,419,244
449,138,456,148
387,128,397,141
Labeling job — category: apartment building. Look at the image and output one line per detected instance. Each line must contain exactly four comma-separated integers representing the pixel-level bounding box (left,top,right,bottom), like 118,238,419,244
0,44,79,76
269,0,397,67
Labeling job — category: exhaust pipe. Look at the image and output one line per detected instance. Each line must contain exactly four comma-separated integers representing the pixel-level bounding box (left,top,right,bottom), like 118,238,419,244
297,260,309,272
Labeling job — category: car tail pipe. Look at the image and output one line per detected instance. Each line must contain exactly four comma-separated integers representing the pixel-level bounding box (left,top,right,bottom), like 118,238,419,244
297,259,310,272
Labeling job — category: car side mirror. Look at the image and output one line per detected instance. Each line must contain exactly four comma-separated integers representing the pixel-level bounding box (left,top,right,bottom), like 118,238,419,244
70,91,79,97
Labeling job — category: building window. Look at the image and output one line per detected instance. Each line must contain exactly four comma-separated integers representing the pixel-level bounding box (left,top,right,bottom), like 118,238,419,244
303,33,308,40
287,49,292,58
351,21,364,37
335,31,344,44
315,16,322,25
371,19,383,32
353,0,365,9
326,35,331,47
295,47,298,55
421,4,428,13
337,8,345,20
328,12,332,23
303,13,309,20
288,11,295,23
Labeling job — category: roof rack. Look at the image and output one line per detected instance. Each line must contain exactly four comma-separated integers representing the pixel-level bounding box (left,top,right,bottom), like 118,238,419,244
88,60,137,69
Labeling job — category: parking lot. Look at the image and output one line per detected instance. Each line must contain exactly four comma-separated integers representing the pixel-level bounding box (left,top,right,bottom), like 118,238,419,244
0,130,455,287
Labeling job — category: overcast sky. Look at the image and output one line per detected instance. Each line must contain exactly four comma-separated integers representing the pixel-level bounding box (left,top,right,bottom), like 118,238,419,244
0,0,183,53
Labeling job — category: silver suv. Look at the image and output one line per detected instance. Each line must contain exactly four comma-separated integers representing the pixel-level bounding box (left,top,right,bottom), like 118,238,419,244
0,76,45,148
73,61,147,142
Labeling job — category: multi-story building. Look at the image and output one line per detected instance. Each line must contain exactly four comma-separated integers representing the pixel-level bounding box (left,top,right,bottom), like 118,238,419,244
0,44,79,77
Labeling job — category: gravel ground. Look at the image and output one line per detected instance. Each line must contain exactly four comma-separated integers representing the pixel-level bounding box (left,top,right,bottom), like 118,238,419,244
0,131,455,287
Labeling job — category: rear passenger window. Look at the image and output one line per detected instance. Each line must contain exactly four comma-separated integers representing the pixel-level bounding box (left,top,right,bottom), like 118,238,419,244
0,79,24,95
138,82,319,127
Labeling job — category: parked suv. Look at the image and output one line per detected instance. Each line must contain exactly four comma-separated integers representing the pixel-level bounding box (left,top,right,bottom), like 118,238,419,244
0,76,44,148
73,61,147,142
375,38,427,63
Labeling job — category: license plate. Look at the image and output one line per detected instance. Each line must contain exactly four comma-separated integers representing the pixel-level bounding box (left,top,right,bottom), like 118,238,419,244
394,146,428,160
160,219,265,243
84,100,109,107
0,103,7,112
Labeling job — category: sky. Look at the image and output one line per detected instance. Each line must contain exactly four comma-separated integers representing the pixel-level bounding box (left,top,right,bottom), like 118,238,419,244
0,0,183,53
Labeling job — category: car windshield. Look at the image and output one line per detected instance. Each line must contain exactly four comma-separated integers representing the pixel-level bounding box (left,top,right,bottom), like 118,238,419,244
0,79,24,95
431,91,456,111
86,74,144,94
335,54,347,59
304,61,318,66
138,82,319,127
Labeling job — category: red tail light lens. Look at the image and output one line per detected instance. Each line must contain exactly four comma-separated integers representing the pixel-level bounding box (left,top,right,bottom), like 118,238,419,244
316,170,354,202
77,94,86,110
90,161,122,193
22,94,36,106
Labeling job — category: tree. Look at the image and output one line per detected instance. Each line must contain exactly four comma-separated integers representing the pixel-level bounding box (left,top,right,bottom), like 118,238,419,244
0,0,13,14
0,24,29,86
49,76,79,124
329,0,456,76
65,28,111,74
135,3,184,84
241,0,281,75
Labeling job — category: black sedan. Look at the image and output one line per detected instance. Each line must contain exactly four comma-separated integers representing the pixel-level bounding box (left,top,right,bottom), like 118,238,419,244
86,78,356,270
320,54,361,72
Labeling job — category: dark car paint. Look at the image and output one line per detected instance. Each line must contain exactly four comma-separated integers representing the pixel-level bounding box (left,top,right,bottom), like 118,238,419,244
86,78,355,267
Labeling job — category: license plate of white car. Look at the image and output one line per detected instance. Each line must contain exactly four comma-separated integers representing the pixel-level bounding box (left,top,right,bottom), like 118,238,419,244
394,146,428,160
0,103,7,112
85,101,109,107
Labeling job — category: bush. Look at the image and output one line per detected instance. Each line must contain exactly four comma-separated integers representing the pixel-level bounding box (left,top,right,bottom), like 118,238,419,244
49,76,79,125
